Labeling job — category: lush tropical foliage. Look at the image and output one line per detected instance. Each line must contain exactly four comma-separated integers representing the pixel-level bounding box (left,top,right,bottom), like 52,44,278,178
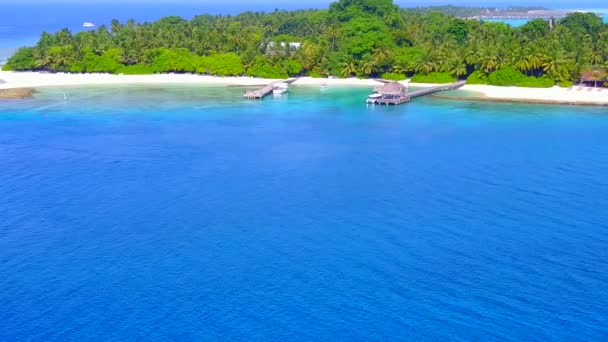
411,72,455,84
4,0,608,86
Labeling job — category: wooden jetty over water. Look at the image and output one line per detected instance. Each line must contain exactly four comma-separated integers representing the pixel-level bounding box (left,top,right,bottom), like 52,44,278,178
244,78,298,99
371,80,467,105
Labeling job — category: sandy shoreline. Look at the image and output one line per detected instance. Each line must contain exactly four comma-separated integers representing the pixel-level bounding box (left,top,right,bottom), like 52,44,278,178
460,84,608,106
1,71,608,105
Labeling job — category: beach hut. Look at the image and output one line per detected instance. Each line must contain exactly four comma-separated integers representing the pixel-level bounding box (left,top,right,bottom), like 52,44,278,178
581,69,607,87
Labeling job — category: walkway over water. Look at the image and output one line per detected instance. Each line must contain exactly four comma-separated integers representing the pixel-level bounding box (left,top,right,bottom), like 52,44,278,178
244,78,297,99
375,80,467,105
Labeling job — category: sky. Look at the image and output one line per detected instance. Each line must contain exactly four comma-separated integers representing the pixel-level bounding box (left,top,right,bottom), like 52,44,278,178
0,0,606,7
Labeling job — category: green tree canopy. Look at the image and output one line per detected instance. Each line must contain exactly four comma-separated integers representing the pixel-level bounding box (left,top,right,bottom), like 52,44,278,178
560,12,605,38
4,2,607,86
329,0,400,22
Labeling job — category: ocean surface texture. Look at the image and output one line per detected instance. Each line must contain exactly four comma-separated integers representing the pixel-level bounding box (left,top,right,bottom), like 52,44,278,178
1,86,608,341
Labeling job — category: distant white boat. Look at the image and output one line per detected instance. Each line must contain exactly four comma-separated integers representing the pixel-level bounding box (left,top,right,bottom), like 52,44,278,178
273,83,289,95
320,82,327,89
82,22,96,28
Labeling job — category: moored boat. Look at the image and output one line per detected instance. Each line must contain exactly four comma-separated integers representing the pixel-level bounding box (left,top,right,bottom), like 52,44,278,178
366,93,382,104
273,83,289,95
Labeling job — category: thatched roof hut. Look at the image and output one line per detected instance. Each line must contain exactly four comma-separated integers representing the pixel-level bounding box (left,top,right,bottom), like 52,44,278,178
581,69,607,86
377,82,407,96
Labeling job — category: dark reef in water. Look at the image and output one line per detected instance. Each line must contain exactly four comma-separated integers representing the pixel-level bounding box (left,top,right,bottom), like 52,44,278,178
0,88,34,99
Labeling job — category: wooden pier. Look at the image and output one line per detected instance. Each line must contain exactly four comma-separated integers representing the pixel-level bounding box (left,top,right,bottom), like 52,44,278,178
374,80,466,105
244,78,298,99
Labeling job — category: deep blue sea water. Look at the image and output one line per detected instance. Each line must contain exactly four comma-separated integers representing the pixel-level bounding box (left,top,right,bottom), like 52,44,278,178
1,85,608,340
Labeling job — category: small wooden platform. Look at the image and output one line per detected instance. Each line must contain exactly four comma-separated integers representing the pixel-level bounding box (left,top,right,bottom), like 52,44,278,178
244,78,298,99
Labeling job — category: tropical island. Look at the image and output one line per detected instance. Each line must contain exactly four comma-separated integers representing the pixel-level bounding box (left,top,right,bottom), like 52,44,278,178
2,0,608,104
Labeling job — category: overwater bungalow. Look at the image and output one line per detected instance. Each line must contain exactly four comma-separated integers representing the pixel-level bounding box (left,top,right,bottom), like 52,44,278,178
366,80,466,105
373,82,409,105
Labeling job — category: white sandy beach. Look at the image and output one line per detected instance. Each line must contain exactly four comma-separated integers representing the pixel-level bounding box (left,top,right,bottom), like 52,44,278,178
1,71,608,105
0,71,386,90
460,84,608,105
0,71,281,89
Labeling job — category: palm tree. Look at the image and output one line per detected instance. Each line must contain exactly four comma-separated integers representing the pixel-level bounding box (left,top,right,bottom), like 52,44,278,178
120,49,139,65
372,48,391,64
415,48,438,75
528,52,545,76
340,61,357,78
111,19,121,36
416,60,438,75
478,50,500,74
361,60,376,76
55,28,73,46
590,50,604,67
542,50,571,82
371,48,394,73
34,52,53,70
383,12,402,28
299,42,319,72
436,47,457,73
392,64,408,76
464,47,478,68
302,42,318,60
514,55,531,76
449,61,467,78
326,25,341,52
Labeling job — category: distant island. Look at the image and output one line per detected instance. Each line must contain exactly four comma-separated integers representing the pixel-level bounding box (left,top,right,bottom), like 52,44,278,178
406,5,548,18
2,0,608,89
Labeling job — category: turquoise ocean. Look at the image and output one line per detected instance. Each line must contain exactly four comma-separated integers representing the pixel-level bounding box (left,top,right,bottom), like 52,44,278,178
1,85,608,340
2,2,608,340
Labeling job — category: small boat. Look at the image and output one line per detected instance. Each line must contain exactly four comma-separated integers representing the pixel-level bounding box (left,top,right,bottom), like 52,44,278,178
82,22,96,28
320,82,327,89
273,83,289,95
366,93,382,104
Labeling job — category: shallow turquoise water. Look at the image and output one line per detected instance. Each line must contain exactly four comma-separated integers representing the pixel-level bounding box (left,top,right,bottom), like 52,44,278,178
1,85,608,341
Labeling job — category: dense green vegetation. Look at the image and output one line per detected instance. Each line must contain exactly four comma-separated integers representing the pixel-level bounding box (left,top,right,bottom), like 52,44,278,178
411,72,455,83
4,0,608,87
487,68,554,87
381,72,406,81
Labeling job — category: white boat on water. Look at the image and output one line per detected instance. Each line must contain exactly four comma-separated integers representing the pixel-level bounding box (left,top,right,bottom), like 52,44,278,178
366,93,382,104
82,22,96,28
273,83,289,95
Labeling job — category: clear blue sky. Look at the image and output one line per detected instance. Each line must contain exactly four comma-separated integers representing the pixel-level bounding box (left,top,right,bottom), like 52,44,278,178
0,0,606,8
